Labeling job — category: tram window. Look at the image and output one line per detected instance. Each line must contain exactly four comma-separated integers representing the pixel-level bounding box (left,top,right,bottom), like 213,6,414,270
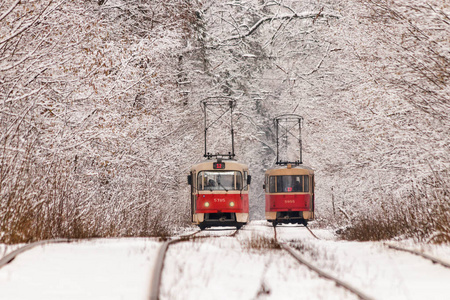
304,176,309,192
236,172,242,190
197,171,242,191
197,173,203,190
276,176,284,192
293,176,303,192
272,175,309,193
269,176,276,193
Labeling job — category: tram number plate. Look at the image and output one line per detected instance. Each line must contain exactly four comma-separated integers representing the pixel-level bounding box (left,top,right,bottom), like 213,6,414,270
213,162,225,169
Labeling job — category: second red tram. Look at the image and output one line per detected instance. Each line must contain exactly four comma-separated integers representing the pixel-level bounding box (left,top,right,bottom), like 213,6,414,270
188,158,251,230
264,163,314,226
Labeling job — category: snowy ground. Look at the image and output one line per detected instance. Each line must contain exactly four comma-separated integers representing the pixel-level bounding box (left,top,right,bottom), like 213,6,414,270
0,238,160,300
275,224,450,300
1,221,450,299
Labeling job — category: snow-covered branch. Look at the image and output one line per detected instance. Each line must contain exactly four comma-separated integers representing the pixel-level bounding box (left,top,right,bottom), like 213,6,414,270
225,11,340,41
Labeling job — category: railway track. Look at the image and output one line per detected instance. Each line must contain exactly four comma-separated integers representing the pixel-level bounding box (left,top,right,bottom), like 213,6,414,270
385,243,450,269
274,226,375,300
148,227,241,300
0,239,72,270
304,225,320,240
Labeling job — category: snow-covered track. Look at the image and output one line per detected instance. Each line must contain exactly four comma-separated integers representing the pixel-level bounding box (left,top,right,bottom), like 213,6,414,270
272,224,320,240
0,239,72,270
385,243,450,269
149,227,240,300
274,228,375,300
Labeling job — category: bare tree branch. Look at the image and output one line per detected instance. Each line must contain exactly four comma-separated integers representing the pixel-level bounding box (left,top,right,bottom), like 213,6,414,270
0,0,21,22
224,11,340,41
0,1,53,45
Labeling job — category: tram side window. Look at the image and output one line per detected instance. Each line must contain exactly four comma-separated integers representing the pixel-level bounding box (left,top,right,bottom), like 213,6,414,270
236,172,242,190
197,173,203,190
243,171,248,191
269,176,276,193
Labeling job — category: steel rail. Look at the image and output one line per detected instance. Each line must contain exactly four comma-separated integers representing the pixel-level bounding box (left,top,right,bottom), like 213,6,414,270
0,239,72,270
385,243,450,269
148,228,240,300
148,238,184,300
304,225,320,240
274,228,375,300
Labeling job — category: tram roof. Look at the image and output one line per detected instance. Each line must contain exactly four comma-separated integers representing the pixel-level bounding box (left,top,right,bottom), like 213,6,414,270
190,159,248,172
265,164,314,176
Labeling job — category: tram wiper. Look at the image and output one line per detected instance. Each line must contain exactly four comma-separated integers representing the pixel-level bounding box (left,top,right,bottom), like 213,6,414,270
217,180,228,192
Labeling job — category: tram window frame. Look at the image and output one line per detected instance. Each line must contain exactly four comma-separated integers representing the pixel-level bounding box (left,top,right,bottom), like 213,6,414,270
269,175,310,193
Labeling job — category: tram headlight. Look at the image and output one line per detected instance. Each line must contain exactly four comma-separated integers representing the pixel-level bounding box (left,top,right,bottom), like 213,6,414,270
204,202,210,208
229,201,235,207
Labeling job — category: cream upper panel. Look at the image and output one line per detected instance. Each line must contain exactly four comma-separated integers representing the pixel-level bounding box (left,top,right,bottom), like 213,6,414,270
265,166,314,176
191,160,249,173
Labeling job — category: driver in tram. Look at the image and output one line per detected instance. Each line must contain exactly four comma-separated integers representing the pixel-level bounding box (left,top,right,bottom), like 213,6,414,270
206,178,216,189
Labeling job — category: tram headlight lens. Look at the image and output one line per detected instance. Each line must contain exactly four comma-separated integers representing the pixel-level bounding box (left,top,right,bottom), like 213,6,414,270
229,201,235,207
204,202,210,207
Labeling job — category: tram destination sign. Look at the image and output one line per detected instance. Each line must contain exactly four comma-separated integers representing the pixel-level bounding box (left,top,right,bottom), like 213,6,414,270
213,162,225,169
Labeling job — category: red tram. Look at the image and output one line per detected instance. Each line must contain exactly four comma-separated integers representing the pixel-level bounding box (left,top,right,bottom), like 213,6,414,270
264,163,314,226
188,158,250,230
264,114,314,227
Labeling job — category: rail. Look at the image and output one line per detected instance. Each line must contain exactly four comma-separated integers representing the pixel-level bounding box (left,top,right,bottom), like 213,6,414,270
148,227,240,300
385,243,450,269
274,227,375,300
304,225,320,239
0,239,72,270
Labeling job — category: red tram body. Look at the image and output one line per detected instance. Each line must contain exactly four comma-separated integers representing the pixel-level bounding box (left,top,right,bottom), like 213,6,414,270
264,164,314,226
188,158,250,230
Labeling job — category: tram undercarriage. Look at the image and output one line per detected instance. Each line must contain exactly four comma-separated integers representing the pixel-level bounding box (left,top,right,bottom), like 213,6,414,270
266,211,314,226
193,212,248,229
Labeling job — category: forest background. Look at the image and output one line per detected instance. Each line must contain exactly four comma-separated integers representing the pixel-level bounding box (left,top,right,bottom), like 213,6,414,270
1,0,449,244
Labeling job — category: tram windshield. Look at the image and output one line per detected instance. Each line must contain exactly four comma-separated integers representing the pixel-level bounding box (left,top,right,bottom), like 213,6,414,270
269,175,309,193
197,171,242,191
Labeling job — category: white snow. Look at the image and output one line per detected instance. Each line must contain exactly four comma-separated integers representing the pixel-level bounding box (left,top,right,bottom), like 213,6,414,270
0,238,160,300
1,222,450,300
276,223,450,300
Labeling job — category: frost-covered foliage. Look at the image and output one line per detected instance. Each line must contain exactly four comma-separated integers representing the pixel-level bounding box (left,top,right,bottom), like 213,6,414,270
0,0,201,243
1,0,449,243
330,0,450,241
